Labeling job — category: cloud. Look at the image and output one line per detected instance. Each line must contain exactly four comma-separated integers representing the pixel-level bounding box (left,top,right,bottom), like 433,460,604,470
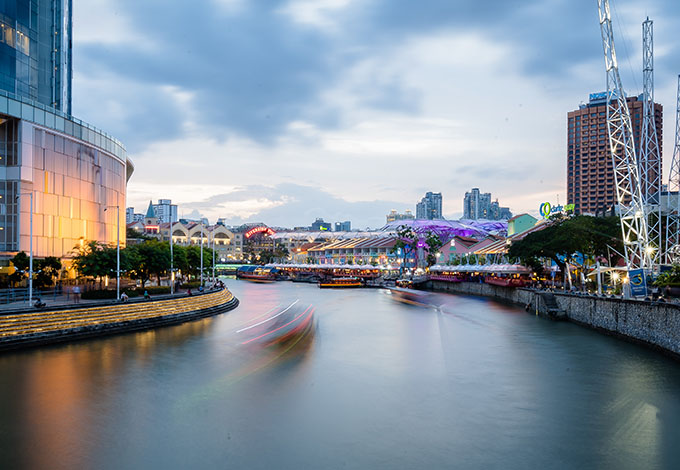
151,183,409,229
74,0,680,226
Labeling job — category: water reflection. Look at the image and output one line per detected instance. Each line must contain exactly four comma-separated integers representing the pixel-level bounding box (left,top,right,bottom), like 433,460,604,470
0,280,678,469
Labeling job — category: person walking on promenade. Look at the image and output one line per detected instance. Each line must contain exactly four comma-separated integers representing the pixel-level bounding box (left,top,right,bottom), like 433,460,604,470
72,285,81,304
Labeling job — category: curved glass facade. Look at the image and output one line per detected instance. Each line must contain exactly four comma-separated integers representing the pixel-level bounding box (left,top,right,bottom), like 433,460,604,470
0,0,72,114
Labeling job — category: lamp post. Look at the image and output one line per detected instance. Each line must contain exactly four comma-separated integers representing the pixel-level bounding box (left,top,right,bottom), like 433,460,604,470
200,223,204,287
212,233,216,282
169,223,174,295
104,205,120,300
16,192,33,303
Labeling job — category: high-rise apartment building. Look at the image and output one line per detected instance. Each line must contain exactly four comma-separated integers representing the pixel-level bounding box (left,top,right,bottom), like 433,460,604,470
416,192,442,220
463,188,512,220
0,1,72,114
152,199,178,224
567,92,662,215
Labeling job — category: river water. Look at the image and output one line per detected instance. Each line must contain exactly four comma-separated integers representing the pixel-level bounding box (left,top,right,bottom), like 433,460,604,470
1,281,679,469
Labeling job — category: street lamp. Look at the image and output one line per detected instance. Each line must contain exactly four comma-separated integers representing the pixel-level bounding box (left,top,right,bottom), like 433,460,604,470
200,223,204,287
169,222,174,295
104,205,120,300
212,232,216,282
16,192,33,303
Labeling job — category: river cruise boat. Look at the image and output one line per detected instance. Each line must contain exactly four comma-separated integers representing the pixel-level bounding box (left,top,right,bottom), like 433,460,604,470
388,287,435,307
318,277,363,288
236,266,278,282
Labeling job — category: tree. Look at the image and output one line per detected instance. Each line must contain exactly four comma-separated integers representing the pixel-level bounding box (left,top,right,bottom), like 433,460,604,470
185,245,213,279
34,257,62,289
127,240,170,287
508,215,623,283
424,232,443,267
9,251,29,286
391,225,417,275
72,241,117,287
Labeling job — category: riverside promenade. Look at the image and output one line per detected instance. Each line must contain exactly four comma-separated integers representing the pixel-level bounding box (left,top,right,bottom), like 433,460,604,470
428,280,680,360
0,288,239,351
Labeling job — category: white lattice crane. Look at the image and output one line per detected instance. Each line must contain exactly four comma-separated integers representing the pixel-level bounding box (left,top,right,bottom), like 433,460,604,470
597,0,652,271
640,18,662,267
666,76,680,263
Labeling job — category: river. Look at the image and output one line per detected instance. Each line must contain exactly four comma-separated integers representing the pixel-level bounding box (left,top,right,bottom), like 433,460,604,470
0,280,679,469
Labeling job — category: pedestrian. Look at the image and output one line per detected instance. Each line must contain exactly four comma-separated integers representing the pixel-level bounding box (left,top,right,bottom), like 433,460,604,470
144,290,151,300
187,288,193,296
72,285,80,304
120,291,129,302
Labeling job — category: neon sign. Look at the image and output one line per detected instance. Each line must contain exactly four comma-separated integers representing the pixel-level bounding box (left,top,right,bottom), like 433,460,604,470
244,226,276,239
539,202,575,219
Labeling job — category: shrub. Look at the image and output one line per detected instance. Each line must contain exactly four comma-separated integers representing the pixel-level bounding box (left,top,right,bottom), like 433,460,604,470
139,286,170,295
180,281,201,289
81,289,140,300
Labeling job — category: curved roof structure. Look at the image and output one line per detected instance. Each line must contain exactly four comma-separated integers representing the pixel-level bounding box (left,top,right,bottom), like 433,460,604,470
380,219,507,241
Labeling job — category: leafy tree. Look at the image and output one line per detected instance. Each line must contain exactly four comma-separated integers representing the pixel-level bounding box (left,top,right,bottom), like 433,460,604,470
72,241,117,287
9,251,29,286
508,215,623,282
391,225,417,274
34,257,62,289
185,245,213,279
424,232,443,267
127,240,170,287
126,227,151,240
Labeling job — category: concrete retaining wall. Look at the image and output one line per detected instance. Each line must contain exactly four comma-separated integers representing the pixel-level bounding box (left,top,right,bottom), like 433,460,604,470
428,280,680,358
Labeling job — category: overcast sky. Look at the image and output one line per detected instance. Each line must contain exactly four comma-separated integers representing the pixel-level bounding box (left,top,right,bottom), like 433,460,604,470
72,0,680,229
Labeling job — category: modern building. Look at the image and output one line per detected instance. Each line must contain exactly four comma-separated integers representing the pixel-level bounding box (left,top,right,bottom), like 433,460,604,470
0,0,72,114
152,199,178,224
567,92,663,215
335,221,351,232
416,192,442,220
310,218,331,231
386,209,415,223
463,188,512,220
126,207,143,224
0,1,131,267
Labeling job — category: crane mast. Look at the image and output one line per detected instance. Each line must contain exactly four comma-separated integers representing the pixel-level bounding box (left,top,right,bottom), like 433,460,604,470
640,18,662,267
597,0,651,271
666,76,680,263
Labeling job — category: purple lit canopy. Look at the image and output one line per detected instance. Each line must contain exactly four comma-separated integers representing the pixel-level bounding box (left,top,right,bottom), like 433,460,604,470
380,219,507,243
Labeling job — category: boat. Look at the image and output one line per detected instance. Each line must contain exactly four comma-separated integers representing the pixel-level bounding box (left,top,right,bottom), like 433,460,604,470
318,277,363,288
236,265,277,282
388,287,436,307
239,300,316,347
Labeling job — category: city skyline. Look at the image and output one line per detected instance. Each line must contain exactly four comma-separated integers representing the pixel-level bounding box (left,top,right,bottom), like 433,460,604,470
72,0,680,228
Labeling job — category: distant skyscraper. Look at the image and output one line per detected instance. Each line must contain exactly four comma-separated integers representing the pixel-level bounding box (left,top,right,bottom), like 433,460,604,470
567,92,662,215
416,192,442,220
463,188,512,220
311,218,332,231
0,0,73,114
335,221,351,231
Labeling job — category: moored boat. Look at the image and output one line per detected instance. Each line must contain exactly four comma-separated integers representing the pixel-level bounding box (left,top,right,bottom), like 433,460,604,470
318,277,363,288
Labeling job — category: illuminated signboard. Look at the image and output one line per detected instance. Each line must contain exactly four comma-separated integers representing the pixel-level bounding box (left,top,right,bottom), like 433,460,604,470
244,226,276,239
539,203,575,219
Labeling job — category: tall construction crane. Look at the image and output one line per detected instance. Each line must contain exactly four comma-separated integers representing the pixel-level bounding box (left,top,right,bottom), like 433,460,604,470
666,76,680,263
640,18,662,268
597,0,652,271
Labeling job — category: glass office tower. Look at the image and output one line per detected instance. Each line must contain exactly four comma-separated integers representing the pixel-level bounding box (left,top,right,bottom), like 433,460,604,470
0,1,132,267
0,0,72,114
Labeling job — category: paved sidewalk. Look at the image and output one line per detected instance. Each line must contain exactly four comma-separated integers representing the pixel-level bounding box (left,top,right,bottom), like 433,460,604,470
0,289,198,314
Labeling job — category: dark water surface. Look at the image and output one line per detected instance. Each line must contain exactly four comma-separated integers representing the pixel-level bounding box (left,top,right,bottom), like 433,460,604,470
1,281,679,469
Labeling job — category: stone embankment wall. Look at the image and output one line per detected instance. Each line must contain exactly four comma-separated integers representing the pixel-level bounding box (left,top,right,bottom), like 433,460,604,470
428,280,680,358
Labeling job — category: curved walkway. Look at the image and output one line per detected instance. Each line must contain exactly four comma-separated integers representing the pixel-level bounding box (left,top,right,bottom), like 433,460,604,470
0,288,239,351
